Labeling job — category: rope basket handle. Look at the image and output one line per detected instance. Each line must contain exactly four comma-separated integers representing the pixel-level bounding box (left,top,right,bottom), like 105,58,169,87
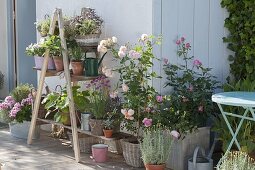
54,85,63,95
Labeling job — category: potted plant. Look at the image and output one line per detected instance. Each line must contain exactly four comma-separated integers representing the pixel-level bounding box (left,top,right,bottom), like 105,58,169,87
41,35,63,71
98,34,162,167
217,151,255,170
140,126,175,170
102,114,114,138
0,84,40,139
66,8,103,46
42,86,89,126
85,75,110,136
35,15,60,37
69,45,85,75
25,38,56,70
162,37,219,170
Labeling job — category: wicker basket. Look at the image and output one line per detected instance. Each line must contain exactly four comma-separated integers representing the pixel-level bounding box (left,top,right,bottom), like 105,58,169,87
120,138,144,168
68,133,99,153
75,33,101,46
89,119,104,136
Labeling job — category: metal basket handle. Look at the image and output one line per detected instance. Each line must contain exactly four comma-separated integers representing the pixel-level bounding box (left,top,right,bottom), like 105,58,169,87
193,146,206,167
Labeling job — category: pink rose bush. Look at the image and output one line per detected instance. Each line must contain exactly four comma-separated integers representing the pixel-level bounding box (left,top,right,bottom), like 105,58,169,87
98,35,165,139
0,84,34,123
162,37,219,134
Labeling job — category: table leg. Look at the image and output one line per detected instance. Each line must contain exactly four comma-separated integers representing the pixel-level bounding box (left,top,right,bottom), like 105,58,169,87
217,104,248,151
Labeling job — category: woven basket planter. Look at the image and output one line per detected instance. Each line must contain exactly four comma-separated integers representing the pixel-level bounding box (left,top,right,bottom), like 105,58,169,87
68,133,99,153
120,138,144,168
89,119,104,136
75,33,101,46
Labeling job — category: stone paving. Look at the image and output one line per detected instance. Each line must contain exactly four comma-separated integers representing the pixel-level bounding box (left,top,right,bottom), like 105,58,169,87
0,128,145,170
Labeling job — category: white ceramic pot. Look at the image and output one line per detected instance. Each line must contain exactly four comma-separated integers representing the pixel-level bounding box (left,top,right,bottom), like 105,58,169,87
9,121,40,139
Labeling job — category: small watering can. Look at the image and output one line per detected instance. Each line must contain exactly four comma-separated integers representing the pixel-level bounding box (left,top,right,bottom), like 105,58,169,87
188,138,216,170
84,52,107,77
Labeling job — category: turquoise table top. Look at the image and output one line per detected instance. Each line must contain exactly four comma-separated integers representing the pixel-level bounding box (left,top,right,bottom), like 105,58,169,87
212,92,255,107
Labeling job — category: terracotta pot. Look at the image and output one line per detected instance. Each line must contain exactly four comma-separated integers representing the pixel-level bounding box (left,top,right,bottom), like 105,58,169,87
53,56,64,71
144,164,166,170
103,129,113,138
71,61,84,75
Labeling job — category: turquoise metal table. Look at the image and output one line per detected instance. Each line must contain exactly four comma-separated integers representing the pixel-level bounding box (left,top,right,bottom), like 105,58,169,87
212,92,255,166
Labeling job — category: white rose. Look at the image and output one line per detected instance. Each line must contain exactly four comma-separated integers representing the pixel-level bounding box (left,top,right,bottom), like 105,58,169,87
141,34,148,41
100,40,107,46
97,45,107,53
122,83,129,92
112,36,117,43
119,46,127,53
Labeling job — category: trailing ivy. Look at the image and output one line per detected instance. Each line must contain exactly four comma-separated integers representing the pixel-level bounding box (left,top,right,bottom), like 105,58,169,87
221,0,255,81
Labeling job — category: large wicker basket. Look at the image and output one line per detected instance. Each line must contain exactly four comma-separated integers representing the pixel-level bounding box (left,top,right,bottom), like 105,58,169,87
68,133,99,153
120,138,144,168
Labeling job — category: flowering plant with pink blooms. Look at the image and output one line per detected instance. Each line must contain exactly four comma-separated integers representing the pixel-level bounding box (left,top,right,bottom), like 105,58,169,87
163,37,219,133
0,84,34,123
98,34,162,139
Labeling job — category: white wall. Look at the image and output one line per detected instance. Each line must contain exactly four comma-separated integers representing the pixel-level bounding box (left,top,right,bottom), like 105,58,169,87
36,0,230,94
158,0,230,94
36,0,153,92
0,0,9,98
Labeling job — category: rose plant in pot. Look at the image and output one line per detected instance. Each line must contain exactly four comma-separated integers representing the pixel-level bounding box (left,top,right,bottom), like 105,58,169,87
25,38,56,70
98,35,164,167
85,76,110,136
161,37,219,170
69,45,85,75
0,84,40,139
42,86,90,126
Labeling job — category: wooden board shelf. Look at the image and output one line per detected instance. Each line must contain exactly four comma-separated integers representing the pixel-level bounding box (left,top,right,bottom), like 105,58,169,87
33,67,99,82
36,118,130,141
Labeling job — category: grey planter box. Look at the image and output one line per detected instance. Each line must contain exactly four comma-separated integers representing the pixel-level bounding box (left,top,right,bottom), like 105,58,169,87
9,121,40,139
166,127,210,170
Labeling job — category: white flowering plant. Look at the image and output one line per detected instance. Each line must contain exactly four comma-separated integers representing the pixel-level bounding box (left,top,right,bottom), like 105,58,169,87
98,35,163,139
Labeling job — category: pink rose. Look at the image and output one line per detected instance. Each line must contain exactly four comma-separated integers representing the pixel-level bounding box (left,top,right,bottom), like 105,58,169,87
163,58,169,65
129,50,141,59
185,43,191,48
181,37,185,42
118,51,126,58
142,118,152,127
198,105,204,112
145,107,151,113
188,86,193,92
156,95,163,103
193,59,202,66
141,34,149,41
121,109,134,120
122,83,129,92
176,40,181,45
170,130,180,139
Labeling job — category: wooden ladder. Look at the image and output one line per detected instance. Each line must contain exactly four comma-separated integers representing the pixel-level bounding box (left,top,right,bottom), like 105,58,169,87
27,8,81,162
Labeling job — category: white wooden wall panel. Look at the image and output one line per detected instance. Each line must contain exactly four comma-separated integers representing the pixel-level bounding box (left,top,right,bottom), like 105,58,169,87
157,0,230,93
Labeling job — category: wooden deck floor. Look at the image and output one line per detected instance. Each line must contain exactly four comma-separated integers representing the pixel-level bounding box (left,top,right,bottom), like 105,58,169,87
0,128,145,170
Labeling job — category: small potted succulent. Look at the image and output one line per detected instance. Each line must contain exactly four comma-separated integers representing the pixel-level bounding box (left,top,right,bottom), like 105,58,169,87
69,45,85,75
66,8,103,46
25,38,56,70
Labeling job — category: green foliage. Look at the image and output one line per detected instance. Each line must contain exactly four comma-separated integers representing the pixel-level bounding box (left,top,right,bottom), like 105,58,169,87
11,84,32,102
36,17,51,37
78,20,97,36
217,151,255,170
25,40,46,57
140,126,173,165
213,78,255,153
163,38,219,133
41,35,62,57
68,45,84,61
221,0,255,81
0,71,4,90
42,86,90,123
